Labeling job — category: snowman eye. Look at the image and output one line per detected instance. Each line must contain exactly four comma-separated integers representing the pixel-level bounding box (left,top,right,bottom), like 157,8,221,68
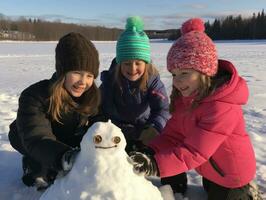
112,136,121,144
93,135,102,144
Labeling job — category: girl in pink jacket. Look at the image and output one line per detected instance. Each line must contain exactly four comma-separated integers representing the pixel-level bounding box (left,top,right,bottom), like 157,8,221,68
130,18,260,200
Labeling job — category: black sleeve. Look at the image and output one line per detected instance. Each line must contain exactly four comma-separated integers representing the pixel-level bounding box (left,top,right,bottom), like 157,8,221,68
87,113,109,127
16,89,70,169
99,70,116,119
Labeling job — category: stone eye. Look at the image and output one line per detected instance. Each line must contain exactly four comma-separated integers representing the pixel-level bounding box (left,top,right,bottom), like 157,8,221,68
93,135,102,144
112,136,121,144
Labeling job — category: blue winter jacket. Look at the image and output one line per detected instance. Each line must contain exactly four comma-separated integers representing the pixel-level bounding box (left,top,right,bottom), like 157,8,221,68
100,59,170,141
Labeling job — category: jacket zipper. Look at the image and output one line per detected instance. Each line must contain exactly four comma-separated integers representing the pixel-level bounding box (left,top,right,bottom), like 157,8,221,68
209,157,225,177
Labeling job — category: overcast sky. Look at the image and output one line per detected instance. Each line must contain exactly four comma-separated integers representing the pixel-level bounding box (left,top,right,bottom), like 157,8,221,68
0,0,265,29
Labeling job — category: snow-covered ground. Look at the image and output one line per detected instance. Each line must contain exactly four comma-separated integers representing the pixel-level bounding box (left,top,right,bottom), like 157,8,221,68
0,40,265,199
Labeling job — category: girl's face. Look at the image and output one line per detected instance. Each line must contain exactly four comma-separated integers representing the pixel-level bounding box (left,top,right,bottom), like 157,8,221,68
171,68,201,97
120,60,146,81
64,71,94,97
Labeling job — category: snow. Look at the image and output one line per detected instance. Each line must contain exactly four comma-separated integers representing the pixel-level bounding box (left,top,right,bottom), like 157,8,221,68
0,40,265,199
40,120,164,200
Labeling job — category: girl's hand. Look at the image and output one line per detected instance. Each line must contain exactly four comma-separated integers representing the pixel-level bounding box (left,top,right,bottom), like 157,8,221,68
139,126,159,145
129,151,158,176
61,147,80,173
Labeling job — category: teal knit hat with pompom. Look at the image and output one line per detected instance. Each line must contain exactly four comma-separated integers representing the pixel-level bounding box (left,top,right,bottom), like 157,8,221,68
116,16,151,64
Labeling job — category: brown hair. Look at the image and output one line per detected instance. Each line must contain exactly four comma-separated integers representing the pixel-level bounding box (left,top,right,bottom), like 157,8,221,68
169,68,231,113
48,75,100,124
48,32,100,124
114,62,159,92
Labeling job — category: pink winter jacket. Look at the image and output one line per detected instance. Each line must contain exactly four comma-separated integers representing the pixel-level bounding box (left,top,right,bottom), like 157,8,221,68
149,60,256,188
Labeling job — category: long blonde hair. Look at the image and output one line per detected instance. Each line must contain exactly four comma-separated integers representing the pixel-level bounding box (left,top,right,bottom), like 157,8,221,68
48,75,100,124
114,62,159,92
169,68,231,113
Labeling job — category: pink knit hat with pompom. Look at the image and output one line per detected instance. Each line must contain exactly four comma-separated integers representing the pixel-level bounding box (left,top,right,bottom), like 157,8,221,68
167,18,218,76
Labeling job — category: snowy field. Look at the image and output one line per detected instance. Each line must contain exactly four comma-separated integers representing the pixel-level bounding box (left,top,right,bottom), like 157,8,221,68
0,40,265,199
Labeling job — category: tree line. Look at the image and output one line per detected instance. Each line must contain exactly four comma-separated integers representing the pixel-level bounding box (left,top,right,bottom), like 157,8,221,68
167,9,266,40
0,9,266,41
0,15,122,41
205,9,266,40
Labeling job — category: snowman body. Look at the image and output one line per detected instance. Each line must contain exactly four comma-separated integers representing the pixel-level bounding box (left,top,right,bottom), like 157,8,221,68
40,121,163,200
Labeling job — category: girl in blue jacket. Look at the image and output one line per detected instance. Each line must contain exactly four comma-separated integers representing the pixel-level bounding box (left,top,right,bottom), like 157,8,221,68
100,16,170,153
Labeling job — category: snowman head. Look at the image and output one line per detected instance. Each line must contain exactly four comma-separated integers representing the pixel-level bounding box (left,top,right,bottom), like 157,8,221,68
81,120,127,154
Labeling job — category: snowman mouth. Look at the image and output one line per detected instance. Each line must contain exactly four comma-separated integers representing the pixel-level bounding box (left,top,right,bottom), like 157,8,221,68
95,145,117,149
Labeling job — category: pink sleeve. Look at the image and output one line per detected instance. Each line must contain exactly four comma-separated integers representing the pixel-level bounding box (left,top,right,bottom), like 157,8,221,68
149,116,183,152
153,104,239,177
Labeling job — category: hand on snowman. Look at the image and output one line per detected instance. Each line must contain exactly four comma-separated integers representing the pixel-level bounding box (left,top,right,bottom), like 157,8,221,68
139,126,159,145
129,151,159,176
61,147,80,173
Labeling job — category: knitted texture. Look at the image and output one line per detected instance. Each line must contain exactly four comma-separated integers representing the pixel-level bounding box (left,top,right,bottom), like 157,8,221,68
167,18,218,76
116,16,151,64
55,32,99,78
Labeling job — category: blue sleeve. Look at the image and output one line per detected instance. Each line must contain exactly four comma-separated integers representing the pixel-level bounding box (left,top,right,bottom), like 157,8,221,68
147,75,170,132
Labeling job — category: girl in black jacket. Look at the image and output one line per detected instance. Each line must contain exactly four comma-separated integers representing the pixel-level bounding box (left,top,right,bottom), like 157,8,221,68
8,32,101,190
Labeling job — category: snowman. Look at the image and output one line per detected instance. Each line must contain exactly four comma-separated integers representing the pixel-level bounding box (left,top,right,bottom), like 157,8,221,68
40,120,164,200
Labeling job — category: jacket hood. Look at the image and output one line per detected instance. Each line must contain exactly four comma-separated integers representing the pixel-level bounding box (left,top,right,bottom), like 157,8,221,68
202,59,249,105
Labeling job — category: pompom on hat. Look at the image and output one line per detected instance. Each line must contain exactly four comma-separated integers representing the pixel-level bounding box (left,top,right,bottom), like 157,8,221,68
167,18,218,76
116,16,151,64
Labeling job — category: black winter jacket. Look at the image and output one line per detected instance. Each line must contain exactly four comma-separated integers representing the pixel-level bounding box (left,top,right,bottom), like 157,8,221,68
9,75,96,170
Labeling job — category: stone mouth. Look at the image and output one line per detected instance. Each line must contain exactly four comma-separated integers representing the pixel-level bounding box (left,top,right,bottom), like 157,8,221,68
95,145,117,149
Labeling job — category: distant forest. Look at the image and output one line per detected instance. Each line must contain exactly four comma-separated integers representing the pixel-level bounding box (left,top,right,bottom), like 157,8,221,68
205,9,266,40
0,15,122,41
0,9,265,41
168,9,266,40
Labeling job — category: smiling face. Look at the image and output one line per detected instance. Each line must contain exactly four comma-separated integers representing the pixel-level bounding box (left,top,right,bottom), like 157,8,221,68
120,60,146,81
64,71,94,97
171,68,201,97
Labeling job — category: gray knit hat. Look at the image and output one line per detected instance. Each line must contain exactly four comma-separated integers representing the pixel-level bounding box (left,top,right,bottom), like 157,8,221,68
55,32,99,78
